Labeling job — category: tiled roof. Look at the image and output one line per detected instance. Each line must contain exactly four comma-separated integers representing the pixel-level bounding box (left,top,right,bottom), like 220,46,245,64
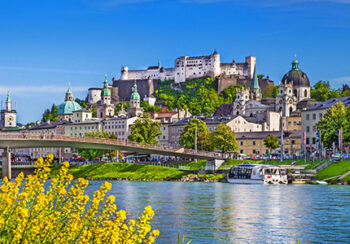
235,130,301,140
29,121,68,130
306,96,350,111
213,103,233,116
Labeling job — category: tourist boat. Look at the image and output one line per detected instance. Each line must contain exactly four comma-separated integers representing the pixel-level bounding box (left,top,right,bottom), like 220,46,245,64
227,163,271,184
227,163,289,184
263,167,288,184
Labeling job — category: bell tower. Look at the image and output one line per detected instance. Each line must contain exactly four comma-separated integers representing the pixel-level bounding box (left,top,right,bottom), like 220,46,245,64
1,91,17,128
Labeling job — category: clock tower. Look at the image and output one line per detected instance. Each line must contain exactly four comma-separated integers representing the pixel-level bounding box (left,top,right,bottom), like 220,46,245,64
1,91,17,128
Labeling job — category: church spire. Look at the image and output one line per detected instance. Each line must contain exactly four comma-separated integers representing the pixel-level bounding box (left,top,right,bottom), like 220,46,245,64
250,64,260,89
6,91,12,111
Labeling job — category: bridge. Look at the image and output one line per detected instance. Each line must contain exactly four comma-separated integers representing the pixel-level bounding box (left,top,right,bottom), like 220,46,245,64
0,134,225,179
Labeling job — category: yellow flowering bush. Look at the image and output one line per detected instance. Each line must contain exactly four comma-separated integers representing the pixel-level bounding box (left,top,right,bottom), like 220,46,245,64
0,155,159,243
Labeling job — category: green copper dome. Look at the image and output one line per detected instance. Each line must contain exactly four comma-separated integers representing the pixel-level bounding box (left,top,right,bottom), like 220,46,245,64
281,56,310,87
58,84,81,114
58,101,82,114
101,74,111,97
130,82,140,100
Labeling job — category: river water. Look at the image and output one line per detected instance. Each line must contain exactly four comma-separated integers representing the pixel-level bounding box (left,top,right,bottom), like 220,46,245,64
85,181,350,243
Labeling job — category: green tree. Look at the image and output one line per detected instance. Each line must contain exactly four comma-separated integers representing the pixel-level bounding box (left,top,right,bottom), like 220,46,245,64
140,101,162,113
311,81,340,101
128,116,161,145
220,85,244,103
257,74,265,79
179,118,210,149
264,135,280,153
209,123,238,153
42,104,58,122
316,102,348,149
262,83,275,98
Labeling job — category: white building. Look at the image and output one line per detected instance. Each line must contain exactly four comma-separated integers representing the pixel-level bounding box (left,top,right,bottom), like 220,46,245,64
120,51,256,83
1,92,17,128
301,96,350,151
102,117,138,142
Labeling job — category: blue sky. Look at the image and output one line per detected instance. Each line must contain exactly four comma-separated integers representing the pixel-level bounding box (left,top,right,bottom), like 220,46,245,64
0,0,349,123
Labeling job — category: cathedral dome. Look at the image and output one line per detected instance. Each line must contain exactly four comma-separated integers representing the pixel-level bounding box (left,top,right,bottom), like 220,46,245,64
58,101,81,114
58,84,82,114
281,57,310,87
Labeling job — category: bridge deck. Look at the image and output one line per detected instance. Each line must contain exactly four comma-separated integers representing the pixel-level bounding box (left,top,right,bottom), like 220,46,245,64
0,134,224,160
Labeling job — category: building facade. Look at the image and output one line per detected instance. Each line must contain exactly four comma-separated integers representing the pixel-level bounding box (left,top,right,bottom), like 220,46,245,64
301,96,350,150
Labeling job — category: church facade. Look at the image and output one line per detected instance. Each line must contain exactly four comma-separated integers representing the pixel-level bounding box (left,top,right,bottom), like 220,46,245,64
218,57,313,121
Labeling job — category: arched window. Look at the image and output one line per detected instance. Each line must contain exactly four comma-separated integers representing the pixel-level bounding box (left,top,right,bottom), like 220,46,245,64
236,111,239,115
289,106,293,115
294,89,297,96
279,107,282,112
304,89,307,97
250,113,253,117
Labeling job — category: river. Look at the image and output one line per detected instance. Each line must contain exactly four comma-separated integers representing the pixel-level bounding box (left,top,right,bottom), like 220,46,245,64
84,181,350,243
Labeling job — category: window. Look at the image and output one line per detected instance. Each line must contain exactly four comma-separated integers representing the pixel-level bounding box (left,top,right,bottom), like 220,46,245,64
292,140,295,144
240,149,244,153
312,137,316,144
240,141,244,146
253,149,256,154
306,114,310,120
319,113,323,119
293,121,297,126
313,126,316,132
253,141,256,146
312,113,316,120
306,126,310,132
306,138,310,144
304,90,307,97
288,122,291,126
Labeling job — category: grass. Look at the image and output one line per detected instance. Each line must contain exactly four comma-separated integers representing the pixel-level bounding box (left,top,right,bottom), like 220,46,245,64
50,162,190,180
317,160,350,181
178,160,207,170
197,173,223,180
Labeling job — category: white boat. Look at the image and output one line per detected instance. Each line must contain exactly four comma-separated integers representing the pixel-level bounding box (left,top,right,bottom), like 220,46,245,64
227,164,289,184
263,167,288,184
227,164,271,184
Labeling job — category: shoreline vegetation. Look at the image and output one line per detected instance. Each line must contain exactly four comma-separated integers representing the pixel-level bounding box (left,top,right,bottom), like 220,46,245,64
49,159,350,184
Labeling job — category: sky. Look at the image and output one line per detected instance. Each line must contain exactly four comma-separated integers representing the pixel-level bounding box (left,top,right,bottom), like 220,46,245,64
0,0,349,123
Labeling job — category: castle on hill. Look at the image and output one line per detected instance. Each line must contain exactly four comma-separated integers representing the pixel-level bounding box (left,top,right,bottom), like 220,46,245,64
120,50,256,84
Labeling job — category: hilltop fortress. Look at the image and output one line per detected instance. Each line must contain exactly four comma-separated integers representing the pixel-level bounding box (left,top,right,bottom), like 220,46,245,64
120,50,256,84
88,51,273,104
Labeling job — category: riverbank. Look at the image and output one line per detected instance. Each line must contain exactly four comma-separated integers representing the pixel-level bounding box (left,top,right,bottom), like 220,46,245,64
316,160,350,184
50,162,223,182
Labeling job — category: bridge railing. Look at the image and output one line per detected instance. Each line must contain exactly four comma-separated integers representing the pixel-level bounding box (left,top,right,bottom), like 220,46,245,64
0,134,224,159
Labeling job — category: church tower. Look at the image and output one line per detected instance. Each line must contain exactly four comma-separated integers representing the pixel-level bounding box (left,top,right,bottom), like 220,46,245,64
127,81,144,117
1,91,17,128
249,64,261,100
97,74,115,118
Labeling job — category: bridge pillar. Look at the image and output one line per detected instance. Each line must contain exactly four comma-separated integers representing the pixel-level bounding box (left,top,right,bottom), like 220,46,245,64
2,148,11,180
205,159,225,171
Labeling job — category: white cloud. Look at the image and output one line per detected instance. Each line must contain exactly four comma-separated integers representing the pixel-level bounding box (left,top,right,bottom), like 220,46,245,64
331,76,350,87
0,85,89,95
183,0,350,5
0,66,99,75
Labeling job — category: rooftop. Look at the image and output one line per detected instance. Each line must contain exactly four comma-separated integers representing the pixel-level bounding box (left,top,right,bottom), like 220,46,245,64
305,96,350,111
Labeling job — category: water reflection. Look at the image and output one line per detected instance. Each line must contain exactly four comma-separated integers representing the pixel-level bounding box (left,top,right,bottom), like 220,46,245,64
84,181,350,243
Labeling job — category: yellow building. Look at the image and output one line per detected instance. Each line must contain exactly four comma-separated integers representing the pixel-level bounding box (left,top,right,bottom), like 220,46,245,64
235,130,301,156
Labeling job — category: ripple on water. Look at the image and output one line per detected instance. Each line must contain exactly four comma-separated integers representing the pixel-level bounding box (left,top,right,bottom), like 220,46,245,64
84,181,350,243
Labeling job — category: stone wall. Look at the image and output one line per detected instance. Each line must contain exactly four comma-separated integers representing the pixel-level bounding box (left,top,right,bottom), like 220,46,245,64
112,78,159,102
